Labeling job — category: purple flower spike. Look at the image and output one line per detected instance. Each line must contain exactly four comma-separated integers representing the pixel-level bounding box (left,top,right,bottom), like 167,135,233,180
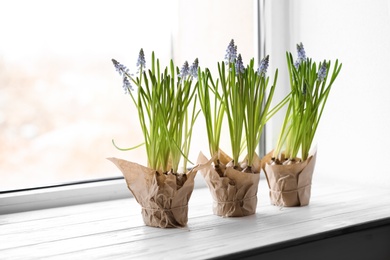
112,59,128,76
179,61,190,80
189,58,199,78
257,55,269,76
136,48,146,72
122,76,133,94
294,42,307,68
224,39,237,64
297,43,306,61
112,59,133,94
317,60,327,82
235,54,245,75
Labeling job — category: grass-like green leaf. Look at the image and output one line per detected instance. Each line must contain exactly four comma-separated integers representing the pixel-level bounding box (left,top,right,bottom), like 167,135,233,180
274,47,342,161
111,51,199,174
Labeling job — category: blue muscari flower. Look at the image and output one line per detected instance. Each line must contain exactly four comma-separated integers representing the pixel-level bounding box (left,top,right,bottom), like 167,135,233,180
224,39,237,64
179,61,190,80
235,54,245,75
294,42,306,68
112,59,133,93
122,76,132,94
136,48,146,72
257,55,269,76
112,59,127,76
297,42,306,60
189,58,199,78
317,60,327,82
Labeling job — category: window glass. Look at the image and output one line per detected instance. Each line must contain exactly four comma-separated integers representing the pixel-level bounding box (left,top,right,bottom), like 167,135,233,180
292,0,390,187
0,0,174,190
0,0,256,191
264,0,390,188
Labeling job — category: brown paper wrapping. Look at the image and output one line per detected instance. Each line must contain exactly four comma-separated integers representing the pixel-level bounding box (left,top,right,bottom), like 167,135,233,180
262,150,317,207
108,157,199,228
197,151,261,217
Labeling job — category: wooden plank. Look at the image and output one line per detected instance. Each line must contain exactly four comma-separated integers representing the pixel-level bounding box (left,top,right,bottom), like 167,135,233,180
0,178,389,259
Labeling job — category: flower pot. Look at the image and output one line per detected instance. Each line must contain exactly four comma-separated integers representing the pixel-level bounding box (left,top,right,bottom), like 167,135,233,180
108,158,198,228
197,151,261,217
262,151,317,207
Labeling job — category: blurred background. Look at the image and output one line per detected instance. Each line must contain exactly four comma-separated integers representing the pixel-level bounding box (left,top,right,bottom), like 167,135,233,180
0,0,255,190
1,0,390,190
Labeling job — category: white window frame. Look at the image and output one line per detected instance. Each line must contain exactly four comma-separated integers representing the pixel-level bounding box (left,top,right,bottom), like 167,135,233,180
0,178,128,214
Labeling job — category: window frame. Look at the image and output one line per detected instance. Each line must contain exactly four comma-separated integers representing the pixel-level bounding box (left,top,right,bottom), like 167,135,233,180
0,178,128,214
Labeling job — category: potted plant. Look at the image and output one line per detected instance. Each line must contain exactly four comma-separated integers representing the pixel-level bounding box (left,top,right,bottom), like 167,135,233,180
263,43,342,207
197,40,289,217
108,49,202,227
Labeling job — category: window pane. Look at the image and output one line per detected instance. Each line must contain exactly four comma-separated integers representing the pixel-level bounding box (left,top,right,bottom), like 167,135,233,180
1,0,256,191
264,0,390,188
0,0,174,190
292,0,390,187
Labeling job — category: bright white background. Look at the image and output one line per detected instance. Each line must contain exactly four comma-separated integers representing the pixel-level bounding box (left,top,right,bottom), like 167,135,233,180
0,0,174,190
265,0,390,188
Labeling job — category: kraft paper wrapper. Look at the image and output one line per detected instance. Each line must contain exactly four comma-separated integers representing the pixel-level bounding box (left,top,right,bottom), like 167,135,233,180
108,157,199,228
263,150,317,207
197,151,261,217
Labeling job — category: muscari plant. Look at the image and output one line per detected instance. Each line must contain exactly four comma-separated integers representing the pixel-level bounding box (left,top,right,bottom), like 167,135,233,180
273,43,342,162
199,39,289,172
111,49,200,175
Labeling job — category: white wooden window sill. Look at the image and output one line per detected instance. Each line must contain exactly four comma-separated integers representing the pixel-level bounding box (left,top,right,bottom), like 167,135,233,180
1,177,390,259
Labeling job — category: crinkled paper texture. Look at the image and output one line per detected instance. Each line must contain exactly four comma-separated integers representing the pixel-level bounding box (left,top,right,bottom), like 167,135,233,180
108,157,199,228
197,151,261,217
263,150,317,207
